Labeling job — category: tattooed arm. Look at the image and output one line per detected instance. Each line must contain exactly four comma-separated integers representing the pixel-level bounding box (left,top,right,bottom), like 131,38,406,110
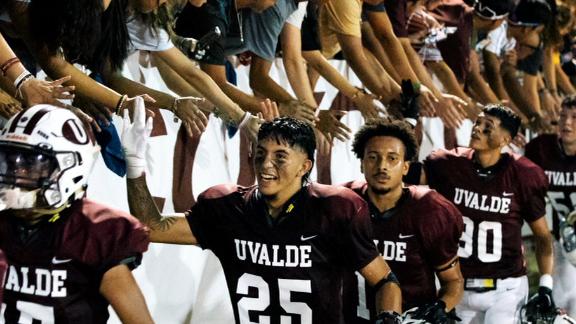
122,97,196,245
127,176,197,245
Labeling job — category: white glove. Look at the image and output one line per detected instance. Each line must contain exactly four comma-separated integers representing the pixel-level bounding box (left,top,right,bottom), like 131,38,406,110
121,96,153,179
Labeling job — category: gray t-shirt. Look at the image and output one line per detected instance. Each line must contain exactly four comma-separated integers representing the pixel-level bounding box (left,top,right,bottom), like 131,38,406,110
226,0,297,61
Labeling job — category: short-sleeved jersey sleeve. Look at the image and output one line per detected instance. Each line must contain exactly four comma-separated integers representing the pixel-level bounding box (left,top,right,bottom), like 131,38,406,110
0,249,6,303
61,200,149,272
186,194,216,249
186,184,244,252
332,195,380,271
417,192,464,267
423,149,451,188
518,158,549,223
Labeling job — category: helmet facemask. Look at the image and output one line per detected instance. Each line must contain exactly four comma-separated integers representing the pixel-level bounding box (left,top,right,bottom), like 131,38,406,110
0,142,78,212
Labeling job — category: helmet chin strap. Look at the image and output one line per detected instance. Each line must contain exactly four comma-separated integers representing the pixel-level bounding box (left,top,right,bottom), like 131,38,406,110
30,202,69,222
29,188,79,222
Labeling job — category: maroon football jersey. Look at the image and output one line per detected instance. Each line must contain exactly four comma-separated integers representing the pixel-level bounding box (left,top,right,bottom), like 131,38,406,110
0,199,149,323
424,148,548,279
186,182,379,324
341,181,463,322
525,134,576,238
0,249,6,304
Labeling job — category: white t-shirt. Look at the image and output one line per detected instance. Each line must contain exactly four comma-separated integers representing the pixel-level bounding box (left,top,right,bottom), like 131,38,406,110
285,1,307,29
126,15,174,53
476,21,516,58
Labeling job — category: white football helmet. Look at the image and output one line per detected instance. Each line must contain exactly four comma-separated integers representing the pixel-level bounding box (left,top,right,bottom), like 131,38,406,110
560,210,576,267
0,105,100,210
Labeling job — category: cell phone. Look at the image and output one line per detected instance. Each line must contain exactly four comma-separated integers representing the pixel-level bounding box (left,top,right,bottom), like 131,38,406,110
192,27,222,61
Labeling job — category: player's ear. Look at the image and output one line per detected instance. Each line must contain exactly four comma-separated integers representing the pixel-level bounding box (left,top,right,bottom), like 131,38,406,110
402,161,410,176
298,159,313,178
500,132,512,148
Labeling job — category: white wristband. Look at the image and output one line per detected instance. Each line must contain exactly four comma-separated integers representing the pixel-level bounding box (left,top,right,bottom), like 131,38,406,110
539,274,553,290
126,158,146,179
238,112,252,130
13,70,31,89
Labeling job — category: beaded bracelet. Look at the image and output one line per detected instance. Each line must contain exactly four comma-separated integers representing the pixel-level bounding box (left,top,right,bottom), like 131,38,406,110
115,95,128,115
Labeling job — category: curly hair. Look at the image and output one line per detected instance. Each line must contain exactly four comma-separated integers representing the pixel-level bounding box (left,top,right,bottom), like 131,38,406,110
352,119,419,162
29,0,129,73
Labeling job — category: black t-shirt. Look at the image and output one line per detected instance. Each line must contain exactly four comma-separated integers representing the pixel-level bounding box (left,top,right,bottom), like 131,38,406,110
174,0,242,65
301,1,321,52
384,0,408,38
518,43,544,76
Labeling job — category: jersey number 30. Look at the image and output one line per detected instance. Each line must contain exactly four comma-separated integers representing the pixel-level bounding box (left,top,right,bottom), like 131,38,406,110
459,216,502,262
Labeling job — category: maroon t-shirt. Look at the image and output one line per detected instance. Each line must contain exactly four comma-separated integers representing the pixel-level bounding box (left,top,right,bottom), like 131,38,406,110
424,148,548,279
384,0,409,38
432,4,473,82
0,199,149,323
187,182,379,324
341,181,463,322
525,134,576,238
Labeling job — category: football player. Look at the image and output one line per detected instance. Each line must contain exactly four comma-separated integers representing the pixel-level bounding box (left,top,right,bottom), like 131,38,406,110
123,99,403,323
525,95,576,317
406,104,554,324
341,119,464,323
0,104,153,323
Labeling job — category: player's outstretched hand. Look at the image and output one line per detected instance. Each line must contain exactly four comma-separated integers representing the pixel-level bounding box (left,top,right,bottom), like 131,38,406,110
121,96,153,179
